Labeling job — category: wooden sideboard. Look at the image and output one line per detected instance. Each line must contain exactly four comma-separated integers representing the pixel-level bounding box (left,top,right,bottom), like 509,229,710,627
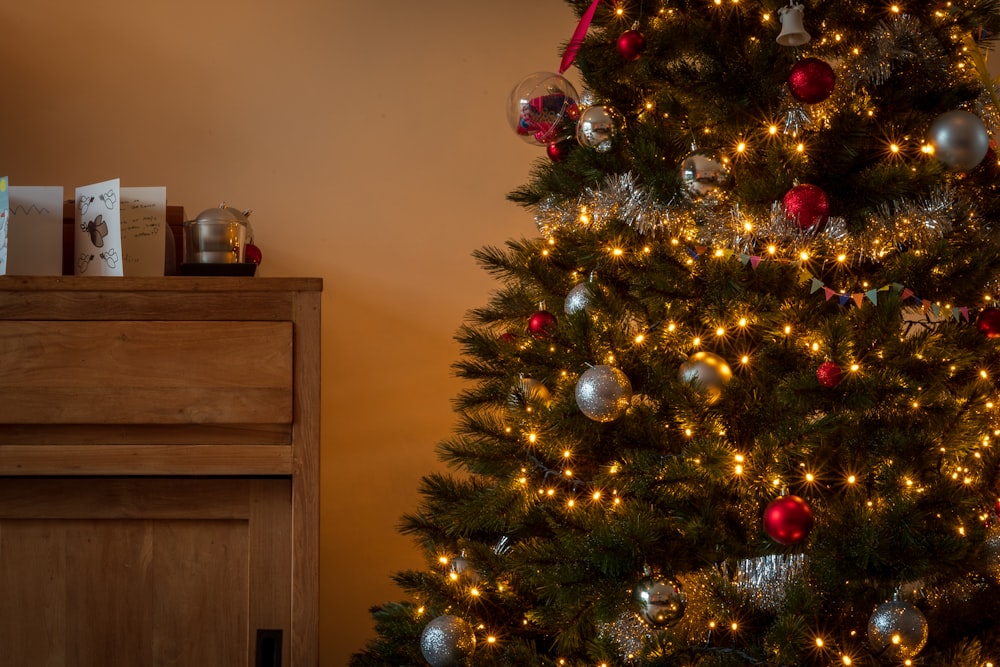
0,276,321,667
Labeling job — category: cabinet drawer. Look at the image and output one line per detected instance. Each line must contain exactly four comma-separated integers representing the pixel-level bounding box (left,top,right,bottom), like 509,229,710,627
0,321,293,424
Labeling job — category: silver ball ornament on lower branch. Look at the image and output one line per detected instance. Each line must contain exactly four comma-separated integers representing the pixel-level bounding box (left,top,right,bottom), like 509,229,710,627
928,110,990,171
678,351,731,404
420,614,476,667
679,150,732,201
632,573,686,628
867,600,928,661
575,365,632,422
576,105,620,153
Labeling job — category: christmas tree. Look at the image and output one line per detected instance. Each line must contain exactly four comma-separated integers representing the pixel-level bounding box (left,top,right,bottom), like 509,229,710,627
352,1,1000,665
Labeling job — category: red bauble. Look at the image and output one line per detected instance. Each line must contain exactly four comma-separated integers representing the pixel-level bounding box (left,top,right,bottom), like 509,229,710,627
976,309,1000,338
782,184,829,229
244,243,263,265
616,29,647,62
816,361,842,388
788,57,836,104
546,140,573,163
763,494,814,545
527,310,557,338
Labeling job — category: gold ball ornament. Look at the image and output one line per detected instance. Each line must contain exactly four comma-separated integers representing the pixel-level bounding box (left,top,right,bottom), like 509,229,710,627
678,351,731,403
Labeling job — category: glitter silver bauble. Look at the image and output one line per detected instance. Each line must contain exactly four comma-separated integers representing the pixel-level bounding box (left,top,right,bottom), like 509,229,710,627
575,365,632,422
928,110,989,171
632,574,686,628
679,151,732,200
867,600,928,661
420,615,476,667
576,105,619,152
508,377,552,411
564,282,595,315
678,351,731,404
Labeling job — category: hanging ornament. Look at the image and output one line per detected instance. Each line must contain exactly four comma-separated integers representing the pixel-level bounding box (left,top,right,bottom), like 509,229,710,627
976,308,1000,338
420,614,476,667
632,572,686,627
901,305,944,338
679,150,733,200
575,365,632,422
546,139,573,163
776,2,810,46
617,27,646,62
564,282,595,315
576,105,620,152
763,494,814,545
244,243,263,265
782,183,829,230
448,554,482,585
527,309,557,338
928,110,990,171
815,361,842,388
867,600,928,661
508,377,552,411
788,57,835,104
678,351,731,404
508,72,580,146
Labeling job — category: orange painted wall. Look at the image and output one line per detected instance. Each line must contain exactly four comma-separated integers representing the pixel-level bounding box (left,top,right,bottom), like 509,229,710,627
0,0,576,663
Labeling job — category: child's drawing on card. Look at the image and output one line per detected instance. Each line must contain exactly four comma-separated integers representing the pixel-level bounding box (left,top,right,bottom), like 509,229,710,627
74,178,123,276
0,177,9,275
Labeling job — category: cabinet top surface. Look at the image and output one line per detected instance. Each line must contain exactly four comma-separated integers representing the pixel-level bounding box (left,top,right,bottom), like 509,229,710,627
0,276,323,293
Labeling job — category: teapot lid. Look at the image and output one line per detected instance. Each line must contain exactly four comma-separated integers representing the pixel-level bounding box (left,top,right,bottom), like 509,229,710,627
194,203,251,225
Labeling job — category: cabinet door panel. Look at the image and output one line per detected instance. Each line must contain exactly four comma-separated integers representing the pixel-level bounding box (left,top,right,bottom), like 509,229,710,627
0,478,290,667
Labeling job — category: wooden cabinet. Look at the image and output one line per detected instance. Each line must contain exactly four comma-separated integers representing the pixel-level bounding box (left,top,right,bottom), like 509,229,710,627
0,276,321,667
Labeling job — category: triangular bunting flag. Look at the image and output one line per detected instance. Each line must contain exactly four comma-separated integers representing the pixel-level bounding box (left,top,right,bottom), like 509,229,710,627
931,304,941,318
865,289,878,304
740,254,750,265
811,278,824,294
901,288,914,300
839,295,850,306
960,306,970,321
853,293,864,308
750,256,761,269
952,307,961,321
824,287,837,300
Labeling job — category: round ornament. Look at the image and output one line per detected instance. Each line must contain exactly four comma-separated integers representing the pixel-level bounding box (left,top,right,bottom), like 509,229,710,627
928,110,989,171
508,377,552,411
527,310,557,339
782,183,829,230
546,140,573,163
976,308,1000,338
617,29,646,61
564,282,594,315
867,600,928,661
575,365,632,422
763,494,814,545
244,243,263,265
420,614,476,667
576,105,619,153
632,574,686,627
788,57,835,104
678,351,731,404
816,361,842,388
508,72,580,146
679,151,733,200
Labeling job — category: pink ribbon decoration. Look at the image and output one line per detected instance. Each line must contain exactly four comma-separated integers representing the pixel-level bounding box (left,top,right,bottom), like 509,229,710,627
560,0,604,73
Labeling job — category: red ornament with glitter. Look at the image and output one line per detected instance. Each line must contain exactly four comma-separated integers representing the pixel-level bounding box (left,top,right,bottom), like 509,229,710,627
763,494,815,545
783,184,829,229
788,57,835,104
528,310,558,339
976,309,1000,338
816,361,842,388
617,29,646,62
547,140,573,163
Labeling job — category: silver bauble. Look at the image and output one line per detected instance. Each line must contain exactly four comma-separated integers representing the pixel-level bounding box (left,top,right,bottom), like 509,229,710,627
508,377,551,411
575,365,632,422
928,110,989,171
867,600,928,661
679,151,732,199
420,615,476,667
576,105,619,152
678,351,731,404
632,574,686,628
564,282,595,315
